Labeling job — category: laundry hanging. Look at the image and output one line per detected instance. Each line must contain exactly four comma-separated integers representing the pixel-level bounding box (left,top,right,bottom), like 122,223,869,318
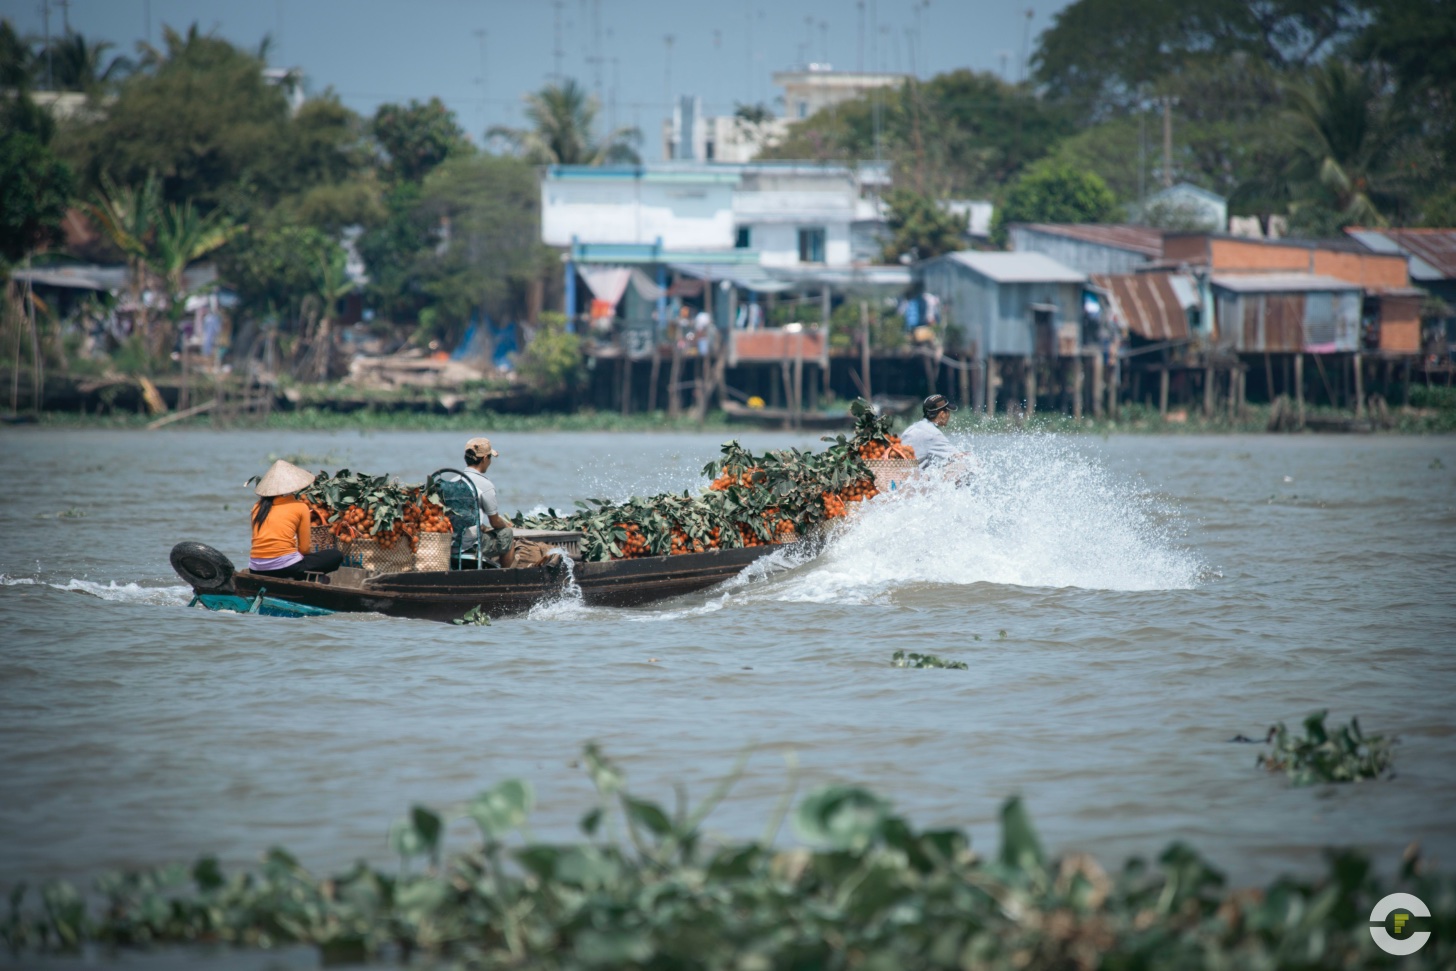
577,266,633,308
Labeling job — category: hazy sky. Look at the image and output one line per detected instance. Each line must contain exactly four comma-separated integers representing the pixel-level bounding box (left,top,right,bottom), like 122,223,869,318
4,0,1075,158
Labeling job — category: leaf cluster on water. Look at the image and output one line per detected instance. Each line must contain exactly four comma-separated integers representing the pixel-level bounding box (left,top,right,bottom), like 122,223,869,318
453,605,492,626
891,650,969,670
1257,709,1395,785
3,744,1450,969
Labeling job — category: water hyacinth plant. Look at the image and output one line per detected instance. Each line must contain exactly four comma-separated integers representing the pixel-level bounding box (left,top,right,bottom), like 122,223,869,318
3,744,1450,969
891,650,969,670
1257,710,1396,785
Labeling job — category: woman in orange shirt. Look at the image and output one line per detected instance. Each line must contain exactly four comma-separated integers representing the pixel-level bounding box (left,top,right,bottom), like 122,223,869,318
248,460,343,580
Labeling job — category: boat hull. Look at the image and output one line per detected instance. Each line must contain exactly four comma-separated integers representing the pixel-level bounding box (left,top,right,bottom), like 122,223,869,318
229,544,784,622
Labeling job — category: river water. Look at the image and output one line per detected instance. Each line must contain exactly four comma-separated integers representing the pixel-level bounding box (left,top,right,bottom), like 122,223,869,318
2,427,1455,900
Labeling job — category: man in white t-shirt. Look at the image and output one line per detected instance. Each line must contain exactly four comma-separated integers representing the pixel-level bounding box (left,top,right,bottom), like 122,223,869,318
899,394,972,474
461,436,516,567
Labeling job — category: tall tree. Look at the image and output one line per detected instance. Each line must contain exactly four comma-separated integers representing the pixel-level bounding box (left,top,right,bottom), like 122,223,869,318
880,190,965,264
759,70,1061,197
371,98,470,184
0,110,74,266
55,24,291,212
1282,59,1409,231
411,154,548,343
991,163,1118,245
39,31,133,91
488,79,641,165
1032,0,1369,117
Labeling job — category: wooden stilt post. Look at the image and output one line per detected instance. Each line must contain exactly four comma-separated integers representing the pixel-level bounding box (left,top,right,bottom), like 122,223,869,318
1091,352,1104,418
959,355,971,409
1264,351,1275,402
989,358,1003,414
1071,358,1084,419
1345,353,1356,422
1024,357,1036,416
1294,353,1305,427
667,338,683,418
1158,366,1170,417
1108,353,1120,418
859,300,872,401
1203,363,1215,418
619,354,632,415
647,347,661,412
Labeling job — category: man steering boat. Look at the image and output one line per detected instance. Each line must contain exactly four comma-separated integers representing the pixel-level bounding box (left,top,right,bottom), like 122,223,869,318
899,394,976,477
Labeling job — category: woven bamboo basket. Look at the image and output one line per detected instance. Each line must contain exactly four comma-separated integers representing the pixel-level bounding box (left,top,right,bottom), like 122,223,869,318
356,535,415,575
414,532,451,572
864,458,919,494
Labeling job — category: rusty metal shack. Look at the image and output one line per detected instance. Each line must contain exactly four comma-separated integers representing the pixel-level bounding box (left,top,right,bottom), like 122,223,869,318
918,250,1088,414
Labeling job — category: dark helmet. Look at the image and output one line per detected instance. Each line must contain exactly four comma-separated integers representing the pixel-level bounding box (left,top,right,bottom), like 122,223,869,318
922,394,958,419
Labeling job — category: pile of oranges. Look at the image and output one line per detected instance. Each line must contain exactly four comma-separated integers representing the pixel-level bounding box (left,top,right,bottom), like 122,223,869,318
615,524,652,558
708,467,763,491
820,478,879,519
858,437,916,461
318,497,452,552
669,527,708,555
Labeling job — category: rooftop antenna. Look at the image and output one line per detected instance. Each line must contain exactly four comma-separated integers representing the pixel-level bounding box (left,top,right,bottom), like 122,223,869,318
663,33,675,110
856,2,865,72
904,26,915,77
1019,7,1034,84
915,1,929,76
40,0,52,89
142,0,150,48
820,20,829,64
869,0,877,72
473,29,488,135
804,15,813,67
997,49,1010,82
591,0,604,105
552,1,565,81
56,0,70,33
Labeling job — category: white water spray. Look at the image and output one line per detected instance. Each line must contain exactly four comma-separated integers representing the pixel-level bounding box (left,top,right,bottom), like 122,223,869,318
768,434,1204,604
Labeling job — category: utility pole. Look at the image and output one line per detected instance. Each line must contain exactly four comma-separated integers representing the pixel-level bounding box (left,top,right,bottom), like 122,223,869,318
41,0,52,89
663,34,675,112
1019,8,1034,84
856,1,865,71
552,1,564,81
1161,95,1174,188
56,0,69,34
473,29,488,136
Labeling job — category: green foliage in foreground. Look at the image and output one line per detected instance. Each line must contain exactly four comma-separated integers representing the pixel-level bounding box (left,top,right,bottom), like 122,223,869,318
892,650,969,670
4,745,1453,969
1258,710,1396,786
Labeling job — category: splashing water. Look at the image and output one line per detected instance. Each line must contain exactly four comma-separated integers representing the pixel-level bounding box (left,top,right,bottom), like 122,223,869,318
525,551,588,620
0,575,193,607
768,434,1204,604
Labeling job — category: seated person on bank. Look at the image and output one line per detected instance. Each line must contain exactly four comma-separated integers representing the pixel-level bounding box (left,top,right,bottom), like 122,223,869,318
460,436,516,568
249,459,344,580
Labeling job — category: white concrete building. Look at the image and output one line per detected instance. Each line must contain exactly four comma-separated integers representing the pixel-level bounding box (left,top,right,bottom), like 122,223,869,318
772,65,909,120
541,161,890,269
662,96,790,163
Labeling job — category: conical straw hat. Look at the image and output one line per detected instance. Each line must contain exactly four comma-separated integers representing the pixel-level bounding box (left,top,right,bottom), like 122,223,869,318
254,459,316,497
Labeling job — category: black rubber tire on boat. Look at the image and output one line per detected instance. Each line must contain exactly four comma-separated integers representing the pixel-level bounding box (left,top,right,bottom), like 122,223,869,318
170,542,235,592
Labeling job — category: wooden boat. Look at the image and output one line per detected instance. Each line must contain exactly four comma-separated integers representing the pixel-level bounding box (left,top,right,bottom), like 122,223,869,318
173,540,788,623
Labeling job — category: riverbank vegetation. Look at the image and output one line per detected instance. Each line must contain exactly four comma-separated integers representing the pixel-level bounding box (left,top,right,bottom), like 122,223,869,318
4,3,1454,420
3,745,1448,968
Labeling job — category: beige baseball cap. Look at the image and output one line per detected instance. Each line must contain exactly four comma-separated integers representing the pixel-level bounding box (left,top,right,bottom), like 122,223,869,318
465,437,499,461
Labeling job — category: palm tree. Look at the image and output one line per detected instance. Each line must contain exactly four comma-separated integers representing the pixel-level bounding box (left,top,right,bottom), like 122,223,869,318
1283,60,1404,229
84,172,161,309
297,243,355,381
150,201,244,323
488,79,641,165
41,32,133,91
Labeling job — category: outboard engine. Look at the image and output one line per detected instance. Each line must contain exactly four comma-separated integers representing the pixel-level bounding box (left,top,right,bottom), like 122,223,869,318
170,542,236,594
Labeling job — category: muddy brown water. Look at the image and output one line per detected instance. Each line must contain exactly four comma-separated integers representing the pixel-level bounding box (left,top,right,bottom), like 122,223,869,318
2,428,1454,901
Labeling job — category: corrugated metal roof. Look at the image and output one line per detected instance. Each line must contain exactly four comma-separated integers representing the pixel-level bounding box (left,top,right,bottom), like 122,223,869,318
1347,227,1456,280
943,250,1086,283
1092,272,1194,341
1211,273,1360,293
1017,223,1164,257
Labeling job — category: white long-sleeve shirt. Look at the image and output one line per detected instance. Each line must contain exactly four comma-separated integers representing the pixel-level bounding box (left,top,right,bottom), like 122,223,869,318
899,419,960,469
